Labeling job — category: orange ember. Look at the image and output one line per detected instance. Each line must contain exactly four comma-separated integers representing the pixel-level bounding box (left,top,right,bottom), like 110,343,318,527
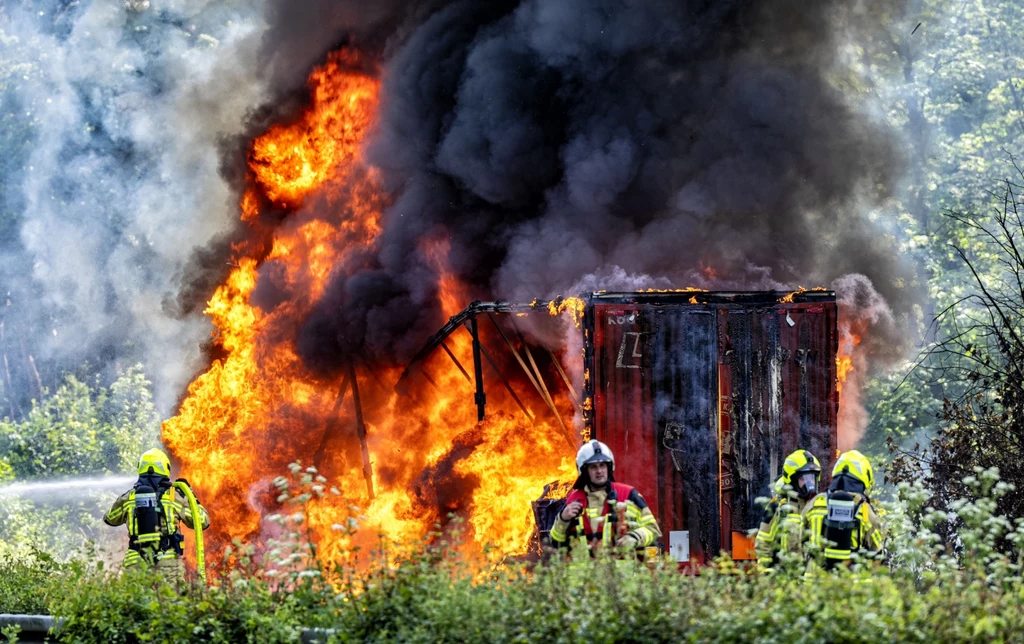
162,50,576,574
639,287,707,293
780,286,829,304
699,260,717,280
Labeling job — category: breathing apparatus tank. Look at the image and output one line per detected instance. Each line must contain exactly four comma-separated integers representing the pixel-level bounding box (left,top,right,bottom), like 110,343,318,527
821,450,875,568
822,489,857,569
132,483,161,560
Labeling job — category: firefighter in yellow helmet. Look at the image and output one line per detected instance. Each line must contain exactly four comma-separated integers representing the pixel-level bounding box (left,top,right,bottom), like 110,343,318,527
549,440,661,557
104,448,209,583
808,449,884,569
755,449,824,569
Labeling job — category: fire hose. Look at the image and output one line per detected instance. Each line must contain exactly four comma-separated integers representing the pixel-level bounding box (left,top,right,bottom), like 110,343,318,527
173,479,206,583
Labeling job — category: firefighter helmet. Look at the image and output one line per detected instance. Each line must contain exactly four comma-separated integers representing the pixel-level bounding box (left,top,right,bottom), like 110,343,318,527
138,448,171,477
832,450,874,494
782,449,821,481
782,449,821,499
575,439,614,474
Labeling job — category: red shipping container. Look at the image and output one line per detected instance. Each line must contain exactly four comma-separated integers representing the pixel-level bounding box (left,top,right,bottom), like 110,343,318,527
581,291,838,564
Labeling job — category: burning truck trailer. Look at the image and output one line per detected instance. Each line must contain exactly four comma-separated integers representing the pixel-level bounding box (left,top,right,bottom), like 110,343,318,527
402,289,839,566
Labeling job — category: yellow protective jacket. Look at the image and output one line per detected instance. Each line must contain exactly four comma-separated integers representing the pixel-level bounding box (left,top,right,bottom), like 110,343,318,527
550,482,661,553
754,492,825,568
104,477,209,570
808,491,883,566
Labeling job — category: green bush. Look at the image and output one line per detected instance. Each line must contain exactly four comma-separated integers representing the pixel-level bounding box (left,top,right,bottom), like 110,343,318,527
0,549,64,614
49,564,308,644
10,464,1024,642
0,366,159,481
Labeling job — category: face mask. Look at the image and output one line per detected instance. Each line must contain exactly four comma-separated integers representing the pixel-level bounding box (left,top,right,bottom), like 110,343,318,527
796,472,818,498
830,472,865,495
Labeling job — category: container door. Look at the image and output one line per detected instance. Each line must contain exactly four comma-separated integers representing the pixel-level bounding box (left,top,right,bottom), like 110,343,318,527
651,307,719,563
591,304,719,563
778,304,838,471
719,308,784,553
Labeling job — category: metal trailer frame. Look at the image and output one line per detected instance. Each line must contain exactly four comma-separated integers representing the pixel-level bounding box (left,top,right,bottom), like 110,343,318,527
396,299,579,450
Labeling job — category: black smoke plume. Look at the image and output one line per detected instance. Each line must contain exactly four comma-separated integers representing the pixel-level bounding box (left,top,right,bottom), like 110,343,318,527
278,0,916,374
0,0,919,416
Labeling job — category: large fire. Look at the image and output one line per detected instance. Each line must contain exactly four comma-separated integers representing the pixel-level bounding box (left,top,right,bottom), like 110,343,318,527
160,47,875,575
162,51,576,572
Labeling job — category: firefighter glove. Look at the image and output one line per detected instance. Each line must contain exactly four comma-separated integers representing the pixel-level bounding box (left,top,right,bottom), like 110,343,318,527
616,534,638,549
560,500,583,521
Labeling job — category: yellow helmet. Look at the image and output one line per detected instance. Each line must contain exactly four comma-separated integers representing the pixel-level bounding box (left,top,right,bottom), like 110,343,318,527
831,450,873,494
772,475,786,495
138,448,171,477
782,449,821,499
782,449,821,481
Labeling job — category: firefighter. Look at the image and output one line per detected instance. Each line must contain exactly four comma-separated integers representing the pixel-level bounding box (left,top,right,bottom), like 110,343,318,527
755,449,824,569
104,448,209,583
809,449,884,569
550,439,661,556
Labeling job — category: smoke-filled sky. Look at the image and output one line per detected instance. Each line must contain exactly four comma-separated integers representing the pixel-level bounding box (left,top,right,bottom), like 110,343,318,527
0,0,917,413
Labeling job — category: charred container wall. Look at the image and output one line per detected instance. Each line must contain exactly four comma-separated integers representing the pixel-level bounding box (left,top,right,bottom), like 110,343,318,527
581,291,838,564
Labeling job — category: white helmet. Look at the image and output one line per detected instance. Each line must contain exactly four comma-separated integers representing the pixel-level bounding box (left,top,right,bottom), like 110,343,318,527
575,439,615,474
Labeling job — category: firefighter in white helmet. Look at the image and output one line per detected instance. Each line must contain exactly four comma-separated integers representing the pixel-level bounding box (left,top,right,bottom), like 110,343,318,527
550,439,661,556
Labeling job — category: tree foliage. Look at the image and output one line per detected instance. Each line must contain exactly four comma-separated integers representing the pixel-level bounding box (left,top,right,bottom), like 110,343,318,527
860,0,1024,456
0,365,159,560
0,365,159,479
891,168,1024,522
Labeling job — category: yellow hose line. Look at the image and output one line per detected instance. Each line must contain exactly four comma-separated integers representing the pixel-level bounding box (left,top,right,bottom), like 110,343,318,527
174,481,206,583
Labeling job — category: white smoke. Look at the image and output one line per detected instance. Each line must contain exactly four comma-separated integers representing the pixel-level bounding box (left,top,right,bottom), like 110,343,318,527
3,1,270,412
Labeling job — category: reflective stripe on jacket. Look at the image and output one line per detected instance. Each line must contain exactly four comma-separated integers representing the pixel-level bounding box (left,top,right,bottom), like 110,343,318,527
550,482,661,551
808,492,884,564
104,484,210,567
754,493,822,568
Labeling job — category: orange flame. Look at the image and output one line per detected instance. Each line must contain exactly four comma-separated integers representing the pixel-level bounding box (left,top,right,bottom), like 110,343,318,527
836,332,860,393
836,320,867,452
162,51,576,573
249,50,377,209
547,296,586,328
836,356,854,392
779,286,828,303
